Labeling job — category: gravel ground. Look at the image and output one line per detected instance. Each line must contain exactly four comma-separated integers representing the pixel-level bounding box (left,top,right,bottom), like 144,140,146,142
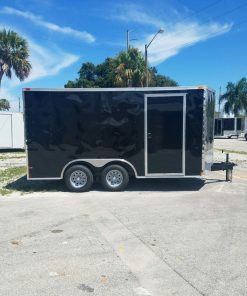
214,137,247,153
213,138,247,179
0,152,26,168
0,158,26,167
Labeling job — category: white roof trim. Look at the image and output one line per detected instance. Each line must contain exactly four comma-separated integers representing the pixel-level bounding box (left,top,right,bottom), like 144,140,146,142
23,86,215,92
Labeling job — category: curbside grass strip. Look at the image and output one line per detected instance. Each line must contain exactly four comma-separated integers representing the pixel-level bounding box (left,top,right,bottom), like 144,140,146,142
0,166,26,196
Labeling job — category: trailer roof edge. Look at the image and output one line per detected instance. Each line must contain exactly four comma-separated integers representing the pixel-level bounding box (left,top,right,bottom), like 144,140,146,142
22,86,215,92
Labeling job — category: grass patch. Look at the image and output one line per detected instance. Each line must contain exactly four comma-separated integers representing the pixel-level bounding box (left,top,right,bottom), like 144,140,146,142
0,165,65,196
0,188,11,196
215,148,247,156
0,166,26,196
0,152,26,160
0,166,26,182
0,155,26,160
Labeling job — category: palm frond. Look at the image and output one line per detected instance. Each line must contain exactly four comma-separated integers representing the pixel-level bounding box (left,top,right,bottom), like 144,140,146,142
0,29,31,85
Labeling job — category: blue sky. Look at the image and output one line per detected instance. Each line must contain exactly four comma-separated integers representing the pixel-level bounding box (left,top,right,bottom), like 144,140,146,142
0,0,247,111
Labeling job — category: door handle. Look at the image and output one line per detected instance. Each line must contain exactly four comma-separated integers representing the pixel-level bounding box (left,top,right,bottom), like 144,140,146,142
148,132,152,139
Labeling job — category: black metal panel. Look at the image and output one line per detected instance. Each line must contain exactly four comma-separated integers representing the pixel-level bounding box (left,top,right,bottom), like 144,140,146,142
185,90,204,175
25,91,145,178
147,96,183,174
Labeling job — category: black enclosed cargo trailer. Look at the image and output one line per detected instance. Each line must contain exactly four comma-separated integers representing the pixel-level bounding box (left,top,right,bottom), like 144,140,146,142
23,86,228,191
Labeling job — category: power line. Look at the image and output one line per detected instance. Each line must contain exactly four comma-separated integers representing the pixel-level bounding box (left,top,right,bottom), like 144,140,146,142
175,0,224,23
155,14,247,55
151,2,247,54
173,2,247,36
211,1,247,20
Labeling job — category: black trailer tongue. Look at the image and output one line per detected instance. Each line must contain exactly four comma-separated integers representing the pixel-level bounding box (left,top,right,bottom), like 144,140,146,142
211,152,237,182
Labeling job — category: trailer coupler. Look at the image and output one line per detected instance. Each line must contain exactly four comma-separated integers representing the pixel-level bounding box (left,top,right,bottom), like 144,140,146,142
211,153,237,182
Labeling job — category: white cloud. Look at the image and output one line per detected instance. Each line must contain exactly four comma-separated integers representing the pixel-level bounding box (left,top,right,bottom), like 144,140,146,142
137,22,232,65
1,6,95,43
0,28,80,111
112,3,232,65
0,24,80,84
1,34,80,87
113,3,165,28
22,39,79,84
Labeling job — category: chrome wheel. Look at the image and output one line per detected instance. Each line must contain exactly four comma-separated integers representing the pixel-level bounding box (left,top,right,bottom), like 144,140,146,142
70,170,87,188
106,169,123,188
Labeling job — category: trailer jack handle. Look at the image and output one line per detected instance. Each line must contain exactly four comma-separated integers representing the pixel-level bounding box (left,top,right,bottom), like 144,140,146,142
211,152,236,182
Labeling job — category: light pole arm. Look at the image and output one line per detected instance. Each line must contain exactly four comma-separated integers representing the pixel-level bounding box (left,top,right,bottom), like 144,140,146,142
144,28,164,87
146,31,160,49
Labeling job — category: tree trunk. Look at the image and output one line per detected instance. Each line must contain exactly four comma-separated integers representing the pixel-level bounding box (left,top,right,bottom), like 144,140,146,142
0,69,3,88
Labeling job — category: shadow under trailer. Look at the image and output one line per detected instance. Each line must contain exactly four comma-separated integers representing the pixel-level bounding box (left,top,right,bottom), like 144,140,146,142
23,87,235,192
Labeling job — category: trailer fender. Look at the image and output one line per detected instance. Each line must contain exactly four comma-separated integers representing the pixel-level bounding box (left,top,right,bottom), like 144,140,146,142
61,159,138,179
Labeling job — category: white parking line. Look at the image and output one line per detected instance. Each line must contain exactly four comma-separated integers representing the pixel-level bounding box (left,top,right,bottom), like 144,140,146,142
216,182,225,193
87,205,204,296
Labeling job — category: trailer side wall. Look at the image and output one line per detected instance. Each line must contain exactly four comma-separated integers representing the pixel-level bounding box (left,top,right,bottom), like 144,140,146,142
24,89,206,178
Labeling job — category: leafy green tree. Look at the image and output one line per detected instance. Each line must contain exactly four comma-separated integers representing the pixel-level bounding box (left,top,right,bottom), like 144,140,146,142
0,29,31,87
65,47,178,88
96,58,117,87
220,78,247,116
65,59,117,88
77,62,97,87
0,98,10,111
149,67,178,87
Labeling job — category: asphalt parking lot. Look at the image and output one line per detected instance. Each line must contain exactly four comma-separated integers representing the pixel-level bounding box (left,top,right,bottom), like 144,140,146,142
0,138,247,296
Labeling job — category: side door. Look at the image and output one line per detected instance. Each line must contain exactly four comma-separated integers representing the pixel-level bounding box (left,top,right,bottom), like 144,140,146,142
145,93,186,176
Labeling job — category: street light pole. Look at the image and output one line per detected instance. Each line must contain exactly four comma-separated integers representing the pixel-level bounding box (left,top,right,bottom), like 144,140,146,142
145,44,148,87
145,28,164,87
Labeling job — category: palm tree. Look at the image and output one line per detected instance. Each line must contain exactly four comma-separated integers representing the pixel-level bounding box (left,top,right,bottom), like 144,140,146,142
0,29,31,87
115,48,146,87
220,78,247,116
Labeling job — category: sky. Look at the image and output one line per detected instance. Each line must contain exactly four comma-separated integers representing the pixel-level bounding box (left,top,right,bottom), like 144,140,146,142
0,0,247,111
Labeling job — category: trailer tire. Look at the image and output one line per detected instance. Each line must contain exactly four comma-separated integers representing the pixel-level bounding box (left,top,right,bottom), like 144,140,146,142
64,165,93,192
101,165,129,191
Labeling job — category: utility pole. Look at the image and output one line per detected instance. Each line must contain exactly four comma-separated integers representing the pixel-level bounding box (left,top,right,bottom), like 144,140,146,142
18,97,21,112
126,29,137,51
